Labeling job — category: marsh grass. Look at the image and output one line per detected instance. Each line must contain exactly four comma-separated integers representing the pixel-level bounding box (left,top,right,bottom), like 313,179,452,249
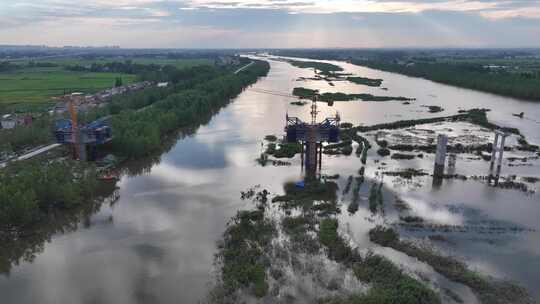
369,226,533,304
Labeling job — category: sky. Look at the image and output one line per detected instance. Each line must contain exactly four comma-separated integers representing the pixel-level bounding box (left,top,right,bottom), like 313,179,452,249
1,0,539,48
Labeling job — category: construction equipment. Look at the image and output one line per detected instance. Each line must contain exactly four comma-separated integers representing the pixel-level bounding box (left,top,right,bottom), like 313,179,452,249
67,95,80,159
54,92,113,161
285,95,340,177
249,88,341,178
54,117,112,161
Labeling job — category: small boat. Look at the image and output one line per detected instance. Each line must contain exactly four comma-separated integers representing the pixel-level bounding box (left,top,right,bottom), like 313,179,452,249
98,172,119,181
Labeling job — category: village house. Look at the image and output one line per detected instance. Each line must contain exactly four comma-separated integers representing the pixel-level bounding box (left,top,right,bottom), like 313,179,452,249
0,114,33,129
1,114,16,129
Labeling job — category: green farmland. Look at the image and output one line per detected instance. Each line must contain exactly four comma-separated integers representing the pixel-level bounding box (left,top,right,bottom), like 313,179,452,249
0,57,213,112
0,67,136,106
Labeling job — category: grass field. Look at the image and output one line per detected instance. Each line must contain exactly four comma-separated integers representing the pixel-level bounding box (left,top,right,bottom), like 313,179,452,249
0,67,137,105
0,57,213,112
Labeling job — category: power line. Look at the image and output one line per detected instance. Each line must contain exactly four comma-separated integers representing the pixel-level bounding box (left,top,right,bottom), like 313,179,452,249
248,88,302,100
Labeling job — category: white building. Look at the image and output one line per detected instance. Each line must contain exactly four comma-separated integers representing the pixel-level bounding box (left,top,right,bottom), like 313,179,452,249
1,114,16,129
215,56,240,66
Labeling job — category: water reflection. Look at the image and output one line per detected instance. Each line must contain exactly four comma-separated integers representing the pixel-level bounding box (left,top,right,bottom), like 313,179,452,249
0,183,117,275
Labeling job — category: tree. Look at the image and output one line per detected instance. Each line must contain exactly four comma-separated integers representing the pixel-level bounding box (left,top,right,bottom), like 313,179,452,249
115,77,123,87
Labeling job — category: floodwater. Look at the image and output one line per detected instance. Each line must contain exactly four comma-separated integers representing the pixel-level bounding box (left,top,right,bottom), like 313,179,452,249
1,56,539,304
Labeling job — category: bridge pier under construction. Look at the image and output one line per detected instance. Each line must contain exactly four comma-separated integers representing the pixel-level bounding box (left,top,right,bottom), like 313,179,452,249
54,117,112,161
300,127,324,178
285,96,340,180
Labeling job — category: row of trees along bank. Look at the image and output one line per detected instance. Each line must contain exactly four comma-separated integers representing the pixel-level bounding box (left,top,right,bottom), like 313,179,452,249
352,60,540,101
109,60,270,158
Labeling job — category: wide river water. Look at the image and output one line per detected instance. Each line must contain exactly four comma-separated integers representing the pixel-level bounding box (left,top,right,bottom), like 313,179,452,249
1,56,539,303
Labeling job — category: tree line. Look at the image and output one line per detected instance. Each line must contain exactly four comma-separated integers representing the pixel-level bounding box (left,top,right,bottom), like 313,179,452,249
79,64,239,122
65,60,188,82
0,61,18,72
110,60,270,158
356,60,540,101
0,160,100,230
65,60,233,83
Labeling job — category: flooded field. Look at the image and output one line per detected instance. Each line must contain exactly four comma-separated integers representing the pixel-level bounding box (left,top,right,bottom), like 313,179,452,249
1,56,539,303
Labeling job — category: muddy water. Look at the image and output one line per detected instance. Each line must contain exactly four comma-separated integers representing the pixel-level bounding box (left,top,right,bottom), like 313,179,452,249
1,56,539,303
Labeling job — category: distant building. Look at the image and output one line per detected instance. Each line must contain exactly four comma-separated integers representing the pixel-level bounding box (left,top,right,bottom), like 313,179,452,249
59,92,85,106
483,65,508,70
53,102,67,114
215,56,240,66
70,92,85,103
20,114,33,125
1,114,16,129
0,113,34,129
50,81,153,114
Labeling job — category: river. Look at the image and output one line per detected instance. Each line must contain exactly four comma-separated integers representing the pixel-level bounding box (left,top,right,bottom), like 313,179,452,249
1,56,539,303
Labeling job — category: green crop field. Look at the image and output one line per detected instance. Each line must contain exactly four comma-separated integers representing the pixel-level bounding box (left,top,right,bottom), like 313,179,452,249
0,67,137,105
0,57,213,113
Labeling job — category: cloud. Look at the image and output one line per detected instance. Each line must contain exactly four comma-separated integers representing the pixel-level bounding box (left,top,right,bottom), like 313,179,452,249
0,0,539,47
184,0,540,17
3,0,540,19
